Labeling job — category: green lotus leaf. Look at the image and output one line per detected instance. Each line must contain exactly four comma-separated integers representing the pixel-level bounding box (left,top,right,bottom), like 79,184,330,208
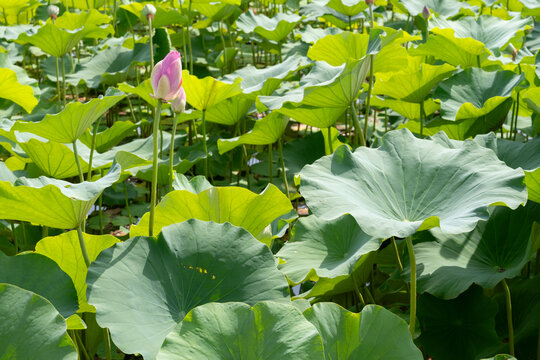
203,95,253,126
405,203,539,300
0,252,78,318
410,28,490,68
79,120,138,153
0,284,77,360
276,104,346,128
35,231,119,313
0,67,38,113
120,3,188,27
373,61,455,103
260,57,371,110
217,112,288,154
157,301,324,360
304,303,423,359
400,0,475,16
299,25,342,44
0,163,121,229
118,79,157,107
370,97,439,121
417,285,500,360
433,68,525,121
522,86,540,115
236,10,303,43
0,24,37,41
299,129,527,239
131,184,293,245
224,54,311,97
324,0,367,16
193,3,238,26
430,15,533,52
54,9,112,37
172,174,213,193
300,1,363,30
13,92,126,143
87,220,290,359
182,70,242,110
277,214,381,284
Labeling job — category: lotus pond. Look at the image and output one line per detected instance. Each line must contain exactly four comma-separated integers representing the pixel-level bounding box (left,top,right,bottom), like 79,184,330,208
0,0,539,359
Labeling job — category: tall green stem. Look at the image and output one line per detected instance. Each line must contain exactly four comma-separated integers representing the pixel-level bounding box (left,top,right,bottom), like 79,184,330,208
363,55,374,145
419,101,425,138
169,113,178,190
350,102,366,147
201,109,208,178
327,127,333,153
502,279,515,356
513,92,520,141
149,101,162,237
72,141,85,183
61,55,66,107
268,144,273,184
87,117,100,181
392,237,404,272
103,328,112,360
148,17,154,69
124,180,133,225
55,57,62,110
405,236,416,338
278,138,289,197
242,144,251,189
76,224,91,268
187,0,193,73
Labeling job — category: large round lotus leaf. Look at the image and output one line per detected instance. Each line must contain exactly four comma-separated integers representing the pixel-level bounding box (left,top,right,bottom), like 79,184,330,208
307,32,375,66
405,203,539,300
13,91,125,143
157,301,323,360
433,68,525,121
182,71,242,110
0,163,121,229
324,0,367,16
417,285,500,360
277,214,381,284
236,10,303,43
276,104,346,128
87,220,290,359
400,0,474,17
54,9,111,34
35,231,119,313
430,16,533,52
371,97,439,121
79,120,138,153
0,252,78,318
373,62,455,103
0,68,38,114
0,284,77,360
218,112,288,154
304,303,423,359
131,184,293,245
299,128,527,239
203,95,253,126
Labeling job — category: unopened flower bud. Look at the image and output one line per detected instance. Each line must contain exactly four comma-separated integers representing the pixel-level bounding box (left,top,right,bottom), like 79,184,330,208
365,0,375,5
48,5,59,20
422,6,430,20
171,87,186,114
151,51,183,101
508,43,518,61
142,4,156,21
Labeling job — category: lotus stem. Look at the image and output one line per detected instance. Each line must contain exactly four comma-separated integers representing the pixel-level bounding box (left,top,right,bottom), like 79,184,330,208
513,92,520,141
278,137,289,197
61,55,66,107
187,0,193,73
87,116,100,181
368,3,374,30
72,140,85,183
419,101,425,138
363,55,374,145
392,237,404,272
76,224,91,268
10,221,17,254
268,143,273,184
350,101,366,147
148,16,154,69
405,235,416,338
242,144,251,189
103,328,112,360
201,109,208,179
55,57,62,110
352,271,366,307
327,127,333,153
124,180,133,225
502,279,515,356
218,20,227,74
149,101,162,237
169,113,178,190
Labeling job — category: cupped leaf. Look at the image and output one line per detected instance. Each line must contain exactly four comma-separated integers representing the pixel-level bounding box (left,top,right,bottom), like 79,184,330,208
324,0,367,16
276,104,346,128
203,95,253,126
370,97,439,121
0,163,121,229
277,214,381,284
304,303,423,359
217,112,288,154
172,174,213,193
79,120,137,153
236,10,303,43
417,285,501,360
433,68,525,121
400,0,475,17
182,70,242,110
54,9,112,37
0,252,78,318
131,184,293,245
157,301,324,360
35,231,119,313
13,92,126,143
118,79,157,107
87,220,290,359
407,203,539,300
307,31,378,66
0,284,77,360
0,67,38,113
299,129,527,239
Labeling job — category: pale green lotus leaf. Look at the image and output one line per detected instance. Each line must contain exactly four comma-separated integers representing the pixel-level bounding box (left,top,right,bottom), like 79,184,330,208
0,68,38,113
182,70,242,110
236,10,303,43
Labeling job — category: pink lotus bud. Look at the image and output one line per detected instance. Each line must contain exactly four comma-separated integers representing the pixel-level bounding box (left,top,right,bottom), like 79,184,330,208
422,6,430,19
48,5,59,20
143,4,156,21
171,87,186,114
151,51,183,102
365,0,375,4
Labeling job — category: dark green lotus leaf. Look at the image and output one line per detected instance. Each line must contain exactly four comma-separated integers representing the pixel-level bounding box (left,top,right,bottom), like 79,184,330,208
276,104,346,128
217,112,288,154
277,214,381,284
417,285,501,360
304,303,423,359
0,252,78,318
400,0,475,17
0,163,121,229
79,120,137,153
13,91,125,143
430,16,533,52
405,203,539,300
371,97,439,121
299,129,527,239
87,220,290,359
237,10,303,43
433,68,525,121
157,301,323,360
260,57,371,110
0,284,77,360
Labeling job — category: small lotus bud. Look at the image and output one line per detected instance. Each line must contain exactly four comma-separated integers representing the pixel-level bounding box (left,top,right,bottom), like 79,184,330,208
171,87,186,114
48,5,59,20
142,4,156,21
422,6,430,19
365,0,375,5
508,43,518,61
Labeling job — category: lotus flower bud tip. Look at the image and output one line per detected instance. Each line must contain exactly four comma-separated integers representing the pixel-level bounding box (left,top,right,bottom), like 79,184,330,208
48,5,59,20
143,4,156,20
365,0,375,4
151,51,183,102
171,87,187,114
422,6,430,19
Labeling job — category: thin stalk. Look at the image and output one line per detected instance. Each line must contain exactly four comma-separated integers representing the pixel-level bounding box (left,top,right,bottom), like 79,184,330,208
149,101,162,237
278,138,289,197
352,271,366,307
98,173,104,235
148,17,154,69
21,222,27,250
61,56,66,107
405,236,417,338
268,143,273,184
127,97,138,123
502,279,515,356
182,28,188,71
368,3,374,29
513,92,520,141
363,55,374,145
350,101,366,147
87,117,100,181
187,0,193,73
218,20,228,74
103,328,112,360
124,180,132,225
384,108,388,132
74,331,91,360
509,100,516,139
363,285,375,304
201,109,208,178
242,144,251,189
392,237,403,272
76,225,91,268
327,127,334,153
55,57,62,109
72,141,85,183
169,113,178,190
10,221,17,254
419,101,425,138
